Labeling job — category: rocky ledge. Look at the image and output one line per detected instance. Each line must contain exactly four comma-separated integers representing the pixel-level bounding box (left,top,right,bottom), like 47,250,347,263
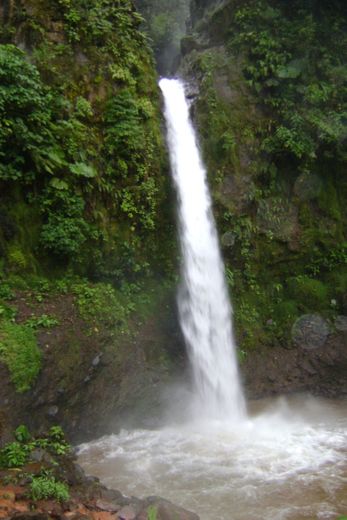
0,445,198,520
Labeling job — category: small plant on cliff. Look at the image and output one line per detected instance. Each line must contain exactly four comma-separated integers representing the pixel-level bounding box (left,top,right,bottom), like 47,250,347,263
147,505,158,520
0,441,30,468
26,314,60,329
0,426,71,469
29,473,69,502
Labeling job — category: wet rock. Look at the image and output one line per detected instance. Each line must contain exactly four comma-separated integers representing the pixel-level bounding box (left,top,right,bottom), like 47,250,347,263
98,487,125,504
85,476,100,484
301,360,317,375
221,231,235,248
95,499,121,512
181,35,200,56
62,514,91,520
335,315,347,332
35,396,46,407
92,355,101,368
47,405,58,417
76,51,88,65
68,463,86,485
29,448,52,464
217,175,255,214
141,498,200,520
291,314,329,350
117,505,137,520
213,73,235,103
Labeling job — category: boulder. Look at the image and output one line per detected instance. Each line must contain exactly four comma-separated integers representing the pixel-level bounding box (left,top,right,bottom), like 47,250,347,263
291,314,330,350
139,497,200,520
117,505,137,520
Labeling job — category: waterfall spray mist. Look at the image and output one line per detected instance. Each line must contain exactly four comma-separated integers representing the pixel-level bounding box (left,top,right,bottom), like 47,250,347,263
159,78,246,421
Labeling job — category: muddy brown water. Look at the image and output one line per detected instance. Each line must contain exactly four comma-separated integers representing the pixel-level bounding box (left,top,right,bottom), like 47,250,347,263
78,396,347,520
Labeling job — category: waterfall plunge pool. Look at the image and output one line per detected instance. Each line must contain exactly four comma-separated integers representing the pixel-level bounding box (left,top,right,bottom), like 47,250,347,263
78,395,347,520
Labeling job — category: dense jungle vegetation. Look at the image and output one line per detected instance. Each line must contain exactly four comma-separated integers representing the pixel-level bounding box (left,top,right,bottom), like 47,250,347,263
0,0,347,397
185,0,347,349
0,0,177,393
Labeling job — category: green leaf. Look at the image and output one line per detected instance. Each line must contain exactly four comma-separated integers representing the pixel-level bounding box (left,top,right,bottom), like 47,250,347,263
49,178,69,190
277,59,305,79
70,162,97,178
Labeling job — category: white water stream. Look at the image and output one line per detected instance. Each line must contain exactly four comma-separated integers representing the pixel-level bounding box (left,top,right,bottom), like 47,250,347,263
159,78,245,421
79,79,347,519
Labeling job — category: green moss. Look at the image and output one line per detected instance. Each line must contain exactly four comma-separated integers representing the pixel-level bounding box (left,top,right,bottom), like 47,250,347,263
318,178,341,221
7,244,27,271
0,321,41,392
287,275,328,311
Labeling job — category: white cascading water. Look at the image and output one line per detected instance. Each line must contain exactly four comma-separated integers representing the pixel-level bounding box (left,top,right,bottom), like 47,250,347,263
159,78,246,421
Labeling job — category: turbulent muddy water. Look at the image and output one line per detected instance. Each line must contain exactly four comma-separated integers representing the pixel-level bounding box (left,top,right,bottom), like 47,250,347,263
79,396,347,520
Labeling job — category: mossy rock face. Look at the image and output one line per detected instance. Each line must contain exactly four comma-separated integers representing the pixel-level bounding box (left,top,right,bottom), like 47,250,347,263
294,172,322,202
217,174,256,215
256,198,299,242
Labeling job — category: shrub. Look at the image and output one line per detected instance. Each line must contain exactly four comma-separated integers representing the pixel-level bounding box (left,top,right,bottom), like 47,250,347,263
0,45,55,183
0,441,30,468
29,475,69,501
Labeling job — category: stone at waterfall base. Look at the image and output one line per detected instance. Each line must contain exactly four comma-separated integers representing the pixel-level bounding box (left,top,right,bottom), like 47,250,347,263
0,452,199,520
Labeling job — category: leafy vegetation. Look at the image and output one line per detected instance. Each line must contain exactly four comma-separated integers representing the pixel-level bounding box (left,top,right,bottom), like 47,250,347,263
29,474,69,501
0,426,70,502
25,314,60,329
0,0,172,284
187,0,347,349
233,0,347,167
0,320,41,392
0,425,70,469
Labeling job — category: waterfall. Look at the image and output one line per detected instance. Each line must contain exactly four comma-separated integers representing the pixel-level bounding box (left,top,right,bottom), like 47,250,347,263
159,78,246,421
